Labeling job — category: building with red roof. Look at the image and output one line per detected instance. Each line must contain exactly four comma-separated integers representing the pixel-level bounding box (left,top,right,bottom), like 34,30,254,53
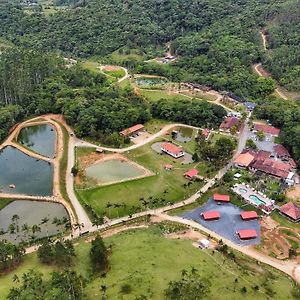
219,117,239,132
254,124,280,137
120,124,144,137
161,142,184,158
240,211,258,220
202,211,220,220
213,194,230,202
234,152,255,168
184,169,199,180
237,229,257,240
280,202,300,222
201,128,210,140
274,144,290,159
164,164,173,171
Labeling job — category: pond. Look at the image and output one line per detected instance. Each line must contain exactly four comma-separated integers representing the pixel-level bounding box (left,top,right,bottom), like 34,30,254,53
86,159,145,184
135,76,167,87
0,200,69,243
0,146,53,196
174,127,193,143
18,124,56,158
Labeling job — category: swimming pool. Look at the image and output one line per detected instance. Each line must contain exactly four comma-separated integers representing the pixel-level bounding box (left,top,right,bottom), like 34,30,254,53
249,195,265,206
239,188,247,194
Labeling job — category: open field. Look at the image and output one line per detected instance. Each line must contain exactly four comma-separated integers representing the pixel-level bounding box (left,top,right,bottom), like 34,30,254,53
77,142,206,218
140,89,192,102
0,226,298,299
0,198,13,211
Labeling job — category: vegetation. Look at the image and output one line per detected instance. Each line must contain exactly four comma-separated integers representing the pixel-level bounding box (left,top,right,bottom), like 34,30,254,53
89,236,109,274
1,227,298,299
0,240,25,273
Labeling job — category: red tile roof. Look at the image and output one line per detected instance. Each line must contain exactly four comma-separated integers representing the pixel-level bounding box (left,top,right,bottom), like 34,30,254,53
164,164,173,169
184,169,199,178
213,194,230,202
254,150,271,161
234,152,255,167
251,158,290,179
240,211,258,220
238,229,257,239
202,128,210,138
120,124,144,136
274,144,290,158
161,142,183,156
202,211,220,220
220,117,238,130
280,202,300,221
254,124,280,136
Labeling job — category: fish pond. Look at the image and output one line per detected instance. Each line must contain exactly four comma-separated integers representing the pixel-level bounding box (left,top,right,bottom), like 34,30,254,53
86,159,146,185
0,146,53,196
174,127,194,143
0,200,69,243
18,123,56,158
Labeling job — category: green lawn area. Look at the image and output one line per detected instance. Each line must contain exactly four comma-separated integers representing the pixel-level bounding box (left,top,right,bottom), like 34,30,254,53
80,60,102,74
77,142,205,218
140,89,192,102
108,48,146,63
0,198,13,211
0,226,298,299
103,68,125,78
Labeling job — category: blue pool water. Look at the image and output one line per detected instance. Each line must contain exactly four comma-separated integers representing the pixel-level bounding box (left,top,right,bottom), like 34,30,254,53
249,195,265,206
239,188,247,193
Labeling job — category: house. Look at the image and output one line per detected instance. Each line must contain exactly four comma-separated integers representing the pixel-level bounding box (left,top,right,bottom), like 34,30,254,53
202,211,220,221
240,211,258,220
120,124,144,137
234,152,255,168
161,142,184,158
244,102,257,111
184,169,199,180
274,144,290,159
164,164,173,171
219,117,239,132
254,124,280,137
213,194,230,202
237,229,257,240
280,202,300,222
201,128,210,140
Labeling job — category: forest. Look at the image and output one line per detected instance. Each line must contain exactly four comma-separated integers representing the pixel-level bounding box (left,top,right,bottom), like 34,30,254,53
0,0,298,96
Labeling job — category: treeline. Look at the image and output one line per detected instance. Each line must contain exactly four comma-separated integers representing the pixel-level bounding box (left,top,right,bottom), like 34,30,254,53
254,98,300,167
263,1,300,91
152,99,227,129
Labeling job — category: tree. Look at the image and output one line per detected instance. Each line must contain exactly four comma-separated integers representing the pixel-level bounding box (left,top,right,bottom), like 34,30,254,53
165,269,211,299
256,130,265,141
90,236,109,274
246,139,257,150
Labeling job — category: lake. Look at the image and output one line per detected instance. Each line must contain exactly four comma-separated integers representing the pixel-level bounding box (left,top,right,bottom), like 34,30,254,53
0,146,53,196
135,76,167,87
0,200,69,243
18,123,56,158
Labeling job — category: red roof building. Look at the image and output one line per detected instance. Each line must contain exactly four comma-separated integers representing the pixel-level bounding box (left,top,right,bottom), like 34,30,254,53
240,211,258,220
184,169,199,180
280,202,300,222
164,164,173,170
202,128,210,140
120,124,144,137
202,211,220,220
237,229,257,240
219,117,239,132
161,142,184,158
274,144,290,158
254,124,280,136
213,194,230,202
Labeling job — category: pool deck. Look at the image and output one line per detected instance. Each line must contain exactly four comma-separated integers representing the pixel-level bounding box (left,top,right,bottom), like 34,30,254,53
232,183,274,208
181,198,261,246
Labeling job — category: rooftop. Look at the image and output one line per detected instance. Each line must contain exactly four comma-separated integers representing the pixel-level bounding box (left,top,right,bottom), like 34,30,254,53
234,152,255,167
280,202,300,221
254,124,280,136
213,194,230,202
202,211,220,220
274,144,290,157
240,211,258,220
238,229,257,239
220,117,239,130
120,124,144,136
161,142,183,155
184,169,199,178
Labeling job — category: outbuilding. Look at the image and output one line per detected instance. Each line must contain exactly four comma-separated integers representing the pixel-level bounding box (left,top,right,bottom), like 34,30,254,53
237,229,257,240
201,211,220,221
184,169,199,180
161,142,184,158
213,194,230,202
240,211,258,220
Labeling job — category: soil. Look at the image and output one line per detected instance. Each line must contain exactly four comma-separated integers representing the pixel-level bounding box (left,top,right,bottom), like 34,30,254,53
286,185,300,202
102,65,121,72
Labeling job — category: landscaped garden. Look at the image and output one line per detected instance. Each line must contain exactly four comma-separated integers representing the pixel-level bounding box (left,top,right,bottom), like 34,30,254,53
76,141,207,218
0,225,298,300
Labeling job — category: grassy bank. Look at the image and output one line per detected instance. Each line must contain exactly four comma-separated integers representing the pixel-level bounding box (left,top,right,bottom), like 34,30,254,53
0,226,298,299
0,198,13,211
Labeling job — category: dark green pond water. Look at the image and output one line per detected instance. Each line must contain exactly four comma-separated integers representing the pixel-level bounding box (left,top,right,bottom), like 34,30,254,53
135,77,167,86
0,146,53,196
0,200,69,243
18,124,56,158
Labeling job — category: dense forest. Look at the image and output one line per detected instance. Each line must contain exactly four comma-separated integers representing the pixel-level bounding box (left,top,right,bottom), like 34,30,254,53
0,0,298,96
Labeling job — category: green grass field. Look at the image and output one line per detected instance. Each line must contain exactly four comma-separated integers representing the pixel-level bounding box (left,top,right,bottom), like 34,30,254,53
0,198,13,211
77,142,206,218
0,226,298,299
140,89,192,102
103,68,125,78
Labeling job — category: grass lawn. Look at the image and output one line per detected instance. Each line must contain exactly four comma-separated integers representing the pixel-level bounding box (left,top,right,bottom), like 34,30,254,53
140,89,192,102
0,226,298,299
0,198,13,211
108,49,146,63
103,68,125,78
77,142,205,218
80,60,101,73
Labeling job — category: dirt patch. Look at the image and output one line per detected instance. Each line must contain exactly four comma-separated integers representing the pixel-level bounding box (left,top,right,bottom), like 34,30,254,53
102,65,121,72
131,132,152,144
260,216,300,260
286,185,300,202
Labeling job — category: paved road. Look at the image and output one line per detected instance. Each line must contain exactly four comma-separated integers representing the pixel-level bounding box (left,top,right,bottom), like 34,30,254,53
118,67,129,83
